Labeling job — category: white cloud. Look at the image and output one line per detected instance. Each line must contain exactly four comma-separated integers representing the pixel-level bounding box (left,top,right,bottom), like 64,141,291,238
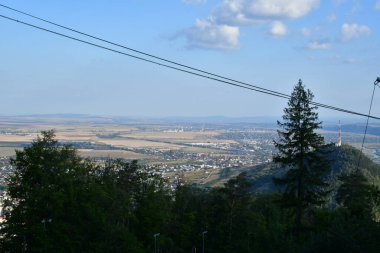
177,0,320,49
375,0,380,10
182,0,207,4
269,21,287,37
248,0,320,19
307,41,331,50
178,19,240,49
341,23,371,41
214,0,320,24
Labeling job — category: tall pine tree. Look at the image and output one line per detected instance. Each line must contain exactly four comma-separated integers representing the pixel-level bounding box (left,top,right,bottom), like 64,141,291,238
273,79,331,236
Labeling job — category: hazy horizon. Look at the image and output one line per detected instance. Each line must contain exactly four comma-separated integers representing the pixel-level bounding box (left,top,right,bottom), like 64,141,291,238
0,113,369,125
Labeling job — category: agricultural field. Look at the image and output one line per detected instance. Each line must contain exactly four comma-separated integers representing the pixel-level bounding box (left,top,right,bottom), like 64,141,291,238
0,116,236,161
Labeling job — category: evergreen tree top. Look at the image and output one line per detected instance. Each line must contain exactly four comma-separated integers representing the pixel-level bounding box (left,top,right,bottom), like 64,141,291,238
275,79,324,161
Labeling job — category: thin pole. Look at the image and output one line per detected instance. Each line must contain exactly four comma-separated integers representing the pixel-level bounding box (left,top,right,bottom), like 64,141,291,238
202,234,204,253
153,233,160,253
357,78,380,170
202,231,207,253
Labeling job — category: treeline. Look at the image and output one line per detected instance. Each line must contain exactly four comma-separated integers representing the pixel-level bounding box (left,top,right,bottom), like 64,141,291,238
0,131,380,252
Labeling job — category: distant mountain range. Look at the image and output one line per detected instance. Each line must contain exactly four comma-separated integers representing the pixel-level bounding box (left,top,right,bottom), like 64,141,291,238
0,114,374,127
324,124,380,136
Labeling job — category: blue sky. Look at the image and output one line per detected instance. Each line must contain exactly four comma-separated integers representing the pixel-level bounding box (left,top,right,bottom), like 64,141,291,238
0,0,379,120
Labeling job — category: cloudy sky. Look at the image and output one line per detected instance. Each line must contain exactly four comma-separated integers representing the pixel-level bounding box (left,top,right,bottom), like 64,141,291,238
0,0,379,120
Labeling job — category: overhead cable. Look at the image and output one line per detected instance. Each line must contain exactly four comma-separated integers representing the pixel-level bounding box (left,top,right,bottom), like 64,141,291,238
0,3,377,119
0,3,292,98
0,3,369,116
0,13,379,120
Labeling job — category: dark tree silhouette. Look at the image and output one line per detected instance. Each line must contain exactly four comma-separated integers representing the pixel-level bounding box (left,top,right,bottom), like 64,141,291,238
273,80,331,236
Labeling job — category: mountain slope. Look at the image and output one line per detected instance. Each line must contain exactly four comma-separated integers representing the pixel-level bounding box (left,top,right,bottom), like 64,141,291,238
241,144,380,193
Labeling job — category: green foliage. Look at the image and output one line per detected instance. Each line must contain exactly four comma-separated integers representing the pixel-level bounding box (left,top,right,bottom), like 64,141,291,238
1,131,380,252
305,209,380,253
169,185,209,253
0,131,168,253
1,130,92,252
336,169,380,222
328,144,380,185
336,170,372,217
273,80,331,235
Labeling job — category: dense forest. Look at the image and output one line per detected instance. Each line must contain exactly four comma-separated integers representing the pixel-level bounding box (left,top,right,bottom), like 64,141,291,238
0,131,380,252
1,82,380,252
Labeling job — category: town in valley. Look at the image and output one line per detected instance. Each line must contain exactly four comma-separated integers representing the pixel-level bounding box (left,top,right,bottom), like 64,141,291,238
1,115,380,192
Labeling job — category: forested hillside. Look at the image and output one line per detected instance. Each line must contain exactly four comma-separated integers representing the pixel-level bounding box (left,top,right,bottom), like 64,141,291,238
1,131,379,253
244,144,380,194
